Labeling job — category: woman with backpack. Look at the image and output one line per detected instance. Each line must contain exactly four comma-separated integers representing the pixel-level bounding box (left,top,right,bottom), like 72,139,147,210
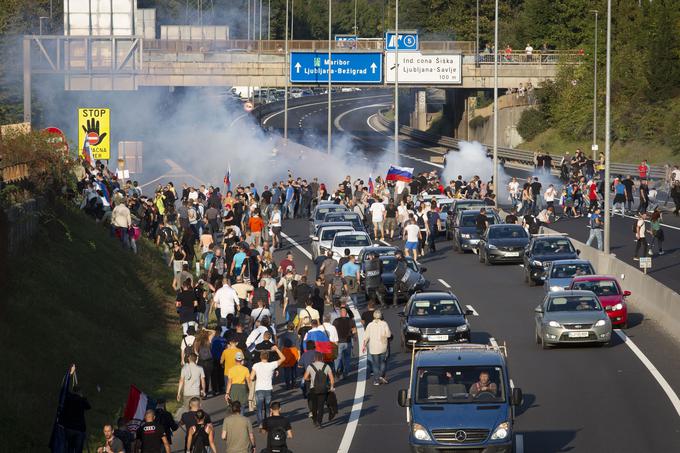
194,329,216,396
186,410,217,453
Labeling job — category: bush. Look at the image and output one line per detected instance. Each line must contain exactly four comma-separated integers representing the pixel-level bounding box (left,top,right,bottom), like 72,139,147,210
517,108,550,141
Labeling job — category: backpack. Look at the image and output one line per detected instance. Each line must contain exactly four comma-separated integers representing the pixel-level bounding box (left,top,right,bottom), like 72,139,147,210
190,423,210,453
198,344,212,362
203,252,214,271
183,338,195,363
311,363,329,394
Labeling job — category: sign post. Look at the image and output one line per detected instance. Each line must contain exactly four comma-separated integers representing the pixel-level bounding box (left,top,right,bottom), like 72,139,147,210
77,108,111,161
289,52,383,84
639,257,652,275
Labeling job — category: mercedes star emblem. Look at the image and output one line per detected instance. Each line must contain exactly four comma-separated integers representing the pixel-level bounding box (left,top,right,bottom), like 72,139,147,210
454,430,467,442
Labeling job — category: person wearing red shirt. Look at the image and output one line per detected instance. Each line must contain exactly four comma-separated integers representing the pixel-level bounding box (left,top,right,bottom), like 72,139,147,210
248,210,265,247
638,160,650,180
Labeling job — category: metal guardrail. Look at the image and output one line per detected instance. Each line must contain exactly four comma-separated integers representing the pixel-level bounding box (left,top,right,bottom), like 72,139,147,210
375,109,667,179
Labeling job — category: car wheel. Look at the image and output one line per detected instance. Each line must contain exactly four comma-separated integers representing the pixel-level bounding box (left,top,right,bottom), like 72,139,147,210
485,254,493,266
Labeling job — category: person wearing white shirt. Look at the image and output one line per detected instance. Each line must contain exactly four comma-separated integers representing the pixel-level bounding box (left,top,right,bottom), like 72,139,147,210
369,199,386,241
525,43,534,61
250,346,285,427
508,177,520,208
250,302,272,327
362,310,392,386
543,184,557,209
213,277,240,330
246,318,277,350
321,314,339,343
403,220,422,261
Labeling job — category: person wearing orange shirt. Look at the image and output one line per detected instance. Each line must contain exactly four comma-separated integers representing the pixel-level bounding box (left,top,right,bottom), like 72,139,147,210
248,210,265,247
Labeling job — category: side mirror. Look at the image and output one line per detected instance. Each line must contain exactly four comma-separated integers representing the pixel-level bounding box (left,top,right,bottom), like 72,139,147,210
576,249,581,256
623,290,632,297
534,306,544,314
310,235,319,241
465,309,474,316
397,389,410,407
511,387,523,406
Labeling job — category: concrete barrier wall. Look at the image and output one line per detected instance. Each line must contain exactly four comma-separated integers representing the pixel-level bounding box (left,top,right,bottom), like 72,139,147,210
543,227,680,338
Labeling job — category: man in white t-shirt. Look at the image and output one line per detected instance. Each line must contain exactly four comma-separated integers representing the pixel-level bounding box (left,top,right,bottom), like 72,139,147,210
250,346,285,427
633,212,649,260
525,43,534,61
508,177,520,208
370,198,386,241
403,220,422,261
213,277,240,331
269,206,282,249
177,354,205,409
543,184,557,209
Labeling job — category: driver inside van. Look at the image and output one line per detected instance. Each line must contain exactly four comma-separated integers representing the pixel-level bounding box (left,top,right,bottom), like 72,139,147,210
469,371,498,396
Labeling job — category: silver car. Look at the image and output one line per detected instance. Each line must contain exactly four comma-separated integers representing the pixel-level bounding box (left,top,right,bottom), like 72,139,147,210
310,223,355,259
534,290,612,349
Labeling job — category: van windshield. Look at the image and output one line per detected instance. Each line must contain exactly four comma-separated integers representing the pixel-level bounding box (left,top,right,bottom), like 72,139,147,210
415,366,505,404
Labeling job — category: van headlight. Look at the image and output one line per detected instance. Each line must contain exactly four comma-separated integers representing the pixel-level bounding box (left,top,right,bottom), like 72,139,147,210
548,321,561,328
406,325,420,334
491,421,510,440
594,319,606,327
531,260,543,267
456,323,470,332
412,423,432,441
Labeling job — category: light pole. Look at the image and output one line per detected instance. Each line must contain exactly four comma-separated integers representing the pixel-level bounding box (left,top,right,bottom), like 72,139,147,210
284,0,289,142
603,0,612,253
268,0,271,40
354,0,358,36
327,0,333,155
291,0,294,40
259,0,263,41
394,0,399,162
590,9,599,160
492,0,499,207
476,0,480,67
247,0,251,40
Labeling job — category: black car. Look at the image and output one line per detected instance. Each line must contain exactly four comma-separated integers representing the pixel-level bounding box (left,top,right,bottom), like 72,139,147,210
477,224,530,265
358,245,399,274
377,256,429,302
445,199,487,239
399,291,473,349
451,209,501,253
523,235,580,286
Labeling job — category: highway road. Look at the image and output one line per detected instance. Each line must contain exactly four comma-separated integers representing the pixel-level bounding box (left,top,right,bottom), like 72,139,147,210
137,92,680,452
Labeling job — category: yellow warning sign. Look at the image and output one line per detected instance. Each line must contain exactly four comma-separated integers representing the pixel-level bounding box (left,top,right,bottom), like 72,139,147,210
78,108,110,160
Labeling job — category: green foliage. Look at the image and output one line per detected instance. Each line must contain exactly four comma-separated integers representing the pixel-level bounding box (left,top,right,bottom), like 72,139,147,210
517,108,549,141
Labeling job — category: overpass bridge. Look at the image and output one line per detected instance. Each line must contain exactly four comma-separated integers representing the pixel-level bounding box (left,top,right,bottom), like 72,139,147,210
22,35,580,121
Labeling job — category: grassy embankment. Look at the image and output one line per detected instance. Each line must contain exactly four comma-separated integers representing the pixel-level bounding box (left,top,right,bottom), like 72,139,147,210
0,203,180,452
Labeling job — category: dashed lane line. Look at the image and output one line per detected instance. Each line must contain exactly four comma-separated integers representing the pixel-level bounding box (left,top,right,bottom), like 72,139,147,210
465,305,479,316
614,329,680,419
438,278,451,289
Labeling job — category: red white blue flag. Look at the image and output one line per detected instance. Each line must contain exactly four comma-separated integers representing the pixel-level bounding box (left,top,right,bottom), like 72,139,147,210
386,165,414,183
224,165,231,192
368,174,374,194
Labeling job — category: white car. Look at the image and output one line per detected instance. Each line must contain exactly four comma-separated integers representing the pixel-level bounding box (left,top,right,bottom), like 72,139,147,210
329,231,373,260
310,224,355,259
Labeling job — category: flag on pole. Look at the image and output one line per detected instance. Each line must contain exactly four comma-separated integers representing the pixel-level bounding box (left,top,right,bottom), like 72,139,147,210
123,385,152,432
224,165,231,192
386,165,414,182
81,136,93,166
368,174,374,194
48,368,72,453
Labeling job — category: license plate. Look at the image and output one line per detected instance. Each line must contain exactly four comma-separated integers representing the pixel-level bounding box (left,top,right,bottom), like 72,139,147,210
568,331,590,338
427,335,448,341
505,252,520,257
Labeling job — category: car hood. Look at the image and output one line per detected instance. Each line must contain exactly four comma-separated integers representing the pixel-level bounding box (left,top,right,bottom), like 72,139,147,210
544,311,607,323
412,403,507,431
489,238,529,247
406,315,467,328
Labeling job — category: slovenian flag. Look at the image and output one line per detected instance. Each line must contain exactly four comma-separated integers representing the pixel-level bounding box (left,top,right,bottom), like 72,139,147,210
224,165,231,192
123,385,154,431
386,165,414,183
368,174,374,194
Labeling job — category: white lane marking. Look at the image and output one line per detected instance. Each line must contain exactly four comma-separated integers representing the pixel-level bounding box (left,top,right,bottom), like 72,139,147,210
515,434,524,453
280,231,312,259
614,329,680,418
438,279,451,289
465,305,479,316
619,213,680,232
378,239,391,246
337,297,367,453
261,94,392,125
228,112,249,128
334,103,391,132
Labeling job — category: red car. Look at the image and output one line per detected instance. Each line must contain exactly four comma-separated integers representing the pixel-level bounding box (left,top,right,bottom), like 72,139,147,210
568,275,631,328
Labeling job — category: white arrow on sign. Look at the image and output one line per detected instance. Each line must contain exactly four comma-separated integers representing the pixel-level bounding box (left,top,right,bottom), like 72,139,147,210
370,62,377,73
295,62,302,73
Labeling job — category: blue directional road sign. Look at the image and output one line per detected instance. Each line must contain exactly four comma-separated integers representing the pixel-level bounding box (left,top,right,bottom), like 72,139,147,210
289,52,383,84
385,32,419,51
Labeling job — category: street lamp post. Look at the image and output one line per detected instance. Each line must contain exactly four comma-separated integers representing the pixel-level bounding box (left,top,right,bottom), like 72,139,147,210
476,0,480,67
492,0,499,207
394,0,399,162
354,0,358,36
603,0,612,253
590,9,599,160
259,0,263,41
327,0,333,154
268,0,271,40
284,0,289,142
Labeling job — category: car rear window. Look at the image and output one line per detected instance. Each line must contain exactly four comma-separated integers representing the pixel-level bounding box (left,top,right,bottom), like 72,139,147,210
547,296,601,312
571,280,620,296
550,263,594,278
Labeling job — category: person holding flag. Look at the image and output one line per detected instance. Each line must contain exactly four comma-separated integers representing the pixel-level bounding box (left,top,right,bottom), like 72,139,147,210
224,165,231,193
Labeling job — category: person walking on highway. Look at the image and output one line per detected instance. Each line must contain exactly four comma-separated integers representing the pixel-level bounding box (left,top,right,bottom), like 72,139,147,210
633,212,650,260
370,197,386,241
177,353,206,410
250,346,286,427
649,210,665,256
303,351,336,428
404,219,422,262
586,207,604,251
261,401,294,453
362,310,392,386
135,410,171,453
221,401,256,453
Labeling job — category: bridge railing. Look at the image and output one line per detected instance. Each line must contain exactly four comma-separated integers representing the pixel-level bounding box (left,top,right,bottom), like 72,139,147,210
475,50,584,64
142,39,476,54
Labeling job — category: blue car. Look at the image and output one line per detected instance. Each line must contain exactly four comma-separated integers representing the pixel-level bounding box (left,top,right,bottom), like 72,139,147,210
544,259,596,294
398,343,523,453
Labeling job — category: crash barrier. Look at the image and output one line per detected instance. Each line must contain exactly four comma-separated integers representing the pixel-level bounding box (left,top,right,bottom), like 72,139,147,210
542,226,680,339
376,109,667,180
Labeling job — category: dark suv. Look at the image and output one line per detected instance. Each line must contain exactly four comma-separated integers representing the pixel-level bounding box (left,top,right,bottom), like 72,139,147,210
399,291,473,349
523,235,580,286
